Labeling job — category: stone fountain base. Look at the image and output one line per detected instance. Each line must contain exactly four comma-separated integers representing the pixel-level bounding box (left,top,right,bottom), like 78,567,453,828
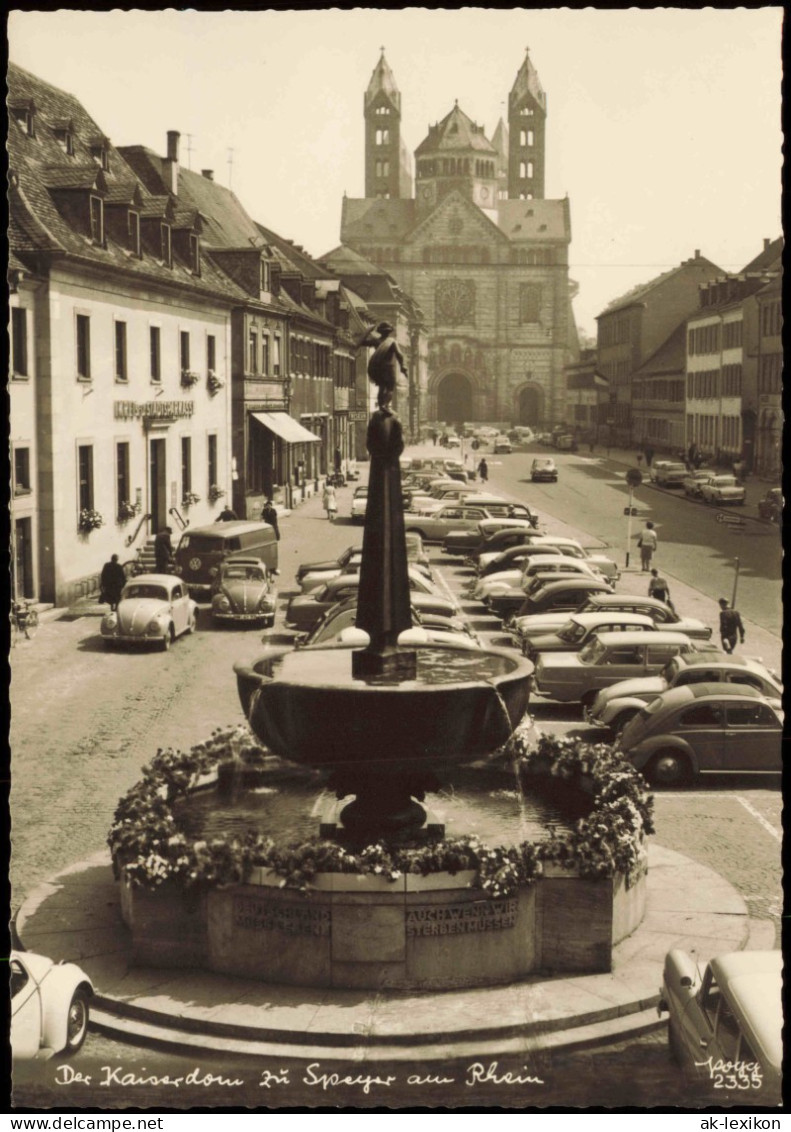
119,859,647,991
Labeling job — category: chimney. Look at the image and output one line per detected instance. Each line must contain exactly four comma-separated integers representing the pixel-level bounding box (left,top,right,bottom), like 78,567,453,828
764,237,771,251
694,249,700,259
165,130,180,195
201,169,214,181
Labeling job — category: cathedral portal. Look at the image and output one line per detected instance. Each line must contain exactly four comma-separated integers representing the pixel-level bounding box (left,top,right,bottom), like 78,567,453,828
436,372,473,425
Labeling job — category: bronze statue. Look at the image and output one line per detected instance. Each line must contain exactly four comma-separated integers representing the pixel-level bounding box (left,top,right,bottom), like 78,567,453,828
357,322,408,411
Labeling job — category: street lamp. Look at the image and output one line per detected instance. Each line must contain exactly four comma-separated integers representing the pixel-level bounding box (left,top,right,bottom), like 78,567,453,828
623,466,643,568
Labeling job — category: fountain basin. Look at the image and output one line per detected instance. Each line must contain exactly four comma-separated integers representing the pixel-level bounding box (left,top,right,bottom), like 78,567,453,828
235,644,534,768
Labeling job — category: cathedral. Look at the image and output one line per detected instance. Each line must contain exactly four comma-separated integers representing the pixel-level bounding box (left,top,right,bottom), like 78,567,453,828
337,49,579,428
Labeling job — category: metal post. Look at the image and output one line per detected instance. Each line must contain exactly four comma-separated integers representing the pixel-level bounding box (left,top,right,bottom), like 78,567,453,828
625,485,634,569
731,557,740,609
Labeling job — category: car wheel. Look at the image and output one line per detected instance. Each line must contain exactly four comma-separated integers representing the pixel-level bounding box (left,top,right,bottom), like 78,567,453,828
161,625,174,651
648,749,691,787
63,988,90,1054
613,709,639,735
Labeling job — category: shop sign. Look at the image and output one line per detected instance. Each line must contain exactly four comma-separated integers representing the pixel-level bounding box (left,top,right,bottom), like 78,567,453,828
349,411,369,422
114,400,195,420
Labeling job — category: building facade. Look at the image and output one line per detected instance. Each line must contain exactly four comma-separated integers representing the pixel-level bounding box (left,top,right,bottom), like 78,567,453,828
595,251,722,447
755,274,782,479
337,49,578,431
8,64,242,606
631,322,687,455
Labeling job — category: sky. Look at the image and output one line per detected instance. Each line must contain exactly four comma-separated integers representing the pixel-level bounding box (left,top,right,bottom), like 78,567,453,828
8,7,783,336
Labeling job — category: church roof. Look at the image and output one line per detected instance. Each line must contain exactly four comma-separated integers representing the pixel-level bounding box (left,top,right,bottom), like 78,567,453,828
341,196,416,241
364,50,400,111
491,117,509,162
496,199,570,241
509,48,546,110
318,244,386,275
415,103,497,157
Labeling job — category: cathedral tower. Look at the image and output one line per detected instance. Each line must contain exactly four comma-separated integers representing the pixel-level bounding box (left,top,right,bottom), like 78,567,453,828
508,48,547,199
364,50,412,199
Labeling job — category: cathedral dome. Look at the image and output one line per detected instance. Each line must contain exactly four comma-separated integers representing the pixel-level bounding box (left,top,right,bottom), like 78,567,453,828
415,103,497,157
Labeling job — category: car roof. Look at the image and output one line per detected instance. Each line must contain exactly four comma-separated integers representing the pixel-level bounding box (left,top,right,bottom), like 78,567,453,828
655,682,766,708
127,573,177,586
678,654,766,674
538,578,610,594
223,556,267,568
481,519,534,531
592,630,691,646
180,521,269,536
586,594,666,610
530,535,579,547
709,951,782,1069
569,612,655,627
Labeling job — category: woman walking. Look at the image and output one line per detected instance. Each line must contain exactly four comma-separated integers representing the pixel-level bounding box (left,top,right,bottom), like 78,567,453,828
637,520,657,572
323,481,337,521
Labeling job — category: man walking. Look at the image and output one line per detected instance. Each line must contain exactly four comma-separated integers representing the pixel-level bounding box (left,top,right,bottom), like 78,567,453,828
478,457,488,484
648,568,674,612
718,598,745,654
637,520,657,572
100,553,126,611
154,526,174,574
262,498,280,541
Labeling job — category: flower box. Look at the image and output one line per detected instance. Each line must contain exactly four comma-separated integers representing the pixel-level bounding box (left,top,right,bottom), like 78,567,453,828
405,869,476,893
180,370,200,388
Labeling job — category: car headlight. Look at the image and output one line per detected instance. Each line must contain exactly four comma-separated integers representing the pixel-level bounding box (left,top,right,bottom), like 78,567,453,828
208,566,218,577
261,596,275,610
147,618,161,634
102,613,118,631
216,597,231,612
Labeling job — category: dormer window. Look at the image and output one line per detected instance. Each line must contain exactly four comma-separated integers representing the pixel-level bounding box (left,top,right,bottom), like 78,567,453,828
128,210,141,257
161,223,172,267
89,195,104,245
90,143,110,172
190,233,200,275
10,101,36,137
54,126,74,156
260,259,270,292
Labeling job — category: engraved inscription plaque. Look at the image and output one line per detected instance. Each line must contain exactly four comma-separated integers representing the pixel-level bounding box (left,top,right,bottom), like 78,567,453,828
406,898,517,937
234,896,331,937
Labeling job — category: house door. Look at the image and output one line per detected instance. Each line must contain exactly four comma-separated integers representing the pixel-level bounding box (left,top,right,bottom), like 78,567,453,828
149,438,167,532
14,517,34,599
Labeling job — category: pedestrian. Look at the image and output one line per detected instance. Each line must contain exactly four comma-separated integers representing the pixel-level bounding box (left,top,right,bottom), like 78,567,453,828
645,446,654,468
589,438,595,455
431,430,438,447
636,520,657,572
100,553,126,611
647,568,674,611
261,498,280,541
218,505,238,521
154,526,174,574
718,598,745,654
478,457,488,484
334,447,342,475
323,481,337,521
472,438,480,452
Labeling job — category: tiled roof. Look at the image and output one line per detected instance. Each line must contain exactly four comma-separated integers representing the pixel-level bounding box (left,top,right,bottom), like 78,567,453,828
415,103,497,157
741,237,783,274
496,199,570,241
104,179,142,205
318,244,386,275
7,62,248,304
340,197,416,241
41,164,105,190
599,255,722,316
255,222,327,280
138,196,173,219
634,320,688,376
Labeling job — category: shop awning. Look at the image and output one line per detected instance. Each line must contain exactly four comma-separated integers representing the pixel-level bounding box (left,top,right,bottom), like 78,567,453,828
251,411,320,444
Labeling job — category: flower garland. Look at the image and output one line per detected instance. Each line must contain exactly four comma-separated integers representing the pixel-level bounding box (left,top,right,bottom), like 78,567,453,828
208,484,225,503
108,727,652,898
181,491,201,508
78,508,103,533
117,500,137,522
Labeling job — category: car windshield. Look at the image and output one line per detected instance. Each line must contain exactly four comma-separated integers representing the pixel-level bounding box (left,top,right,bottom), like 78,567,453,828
178,534,225,553
579,639,607,665
354,488,367,498
124,584,169,601
713,475,737,486
557,620,586,643
310,607,357,644
224,566,265,581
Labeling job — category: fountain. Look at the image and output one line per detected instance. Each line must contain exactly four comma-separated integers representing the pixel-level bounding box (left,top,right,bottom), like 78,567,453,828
115,349,648,992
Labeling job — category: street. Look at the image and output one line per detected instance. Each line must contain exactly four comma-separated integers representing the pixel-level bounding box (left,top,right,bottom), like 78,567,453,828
10,446,782,1108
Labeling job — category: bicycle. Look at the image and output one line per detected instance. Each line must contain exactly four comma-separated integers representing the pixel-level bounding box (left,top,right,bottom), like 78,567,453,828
11,598,39,644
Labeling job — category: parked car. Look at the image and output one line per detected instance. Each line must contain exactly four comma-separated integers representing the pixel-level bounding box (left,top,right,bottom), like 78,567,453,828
586,652,782,734
11,950,93,1059
404,504,492,543
298,597,478,649
301,603,481,652
296,544,360,586
619,683,783,785
530,457,558,483
493,434,512,454
445,434,461,448
442,518,540,558
210,556,277,626
350,485,368,522
174,521,279,596
522,612,658,660
477,534,619,583
682,469,712,498
510,578,615,622
101,574,198,650
416,488,507,514
554,434,577,451
658,948,781,1104
482,558,603,615
440,460,471,483
699,474,746,505
285,567,459,631
652,462,688,488
532,630,698,707
510,593,714,645
757,487,782,524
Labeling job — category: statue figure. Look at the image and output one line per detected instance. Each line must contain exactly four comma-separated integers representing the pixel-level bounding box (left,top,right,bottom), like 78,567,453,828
358,322,407,411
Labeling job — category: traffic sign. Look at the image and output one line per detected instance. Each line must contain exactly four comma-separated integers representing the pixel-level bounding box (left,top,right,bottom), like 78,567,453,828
625,468,643,488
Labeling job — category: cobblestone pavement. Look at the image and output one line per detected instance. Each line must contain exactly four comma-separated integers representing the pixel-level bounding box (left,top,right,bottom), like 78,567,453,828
9,454,782,1107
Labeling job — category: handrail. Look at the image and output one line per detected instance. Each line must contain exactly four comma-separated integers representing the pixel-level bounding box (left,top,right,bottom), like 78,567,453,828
124,512,152,547
169,506,188,531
